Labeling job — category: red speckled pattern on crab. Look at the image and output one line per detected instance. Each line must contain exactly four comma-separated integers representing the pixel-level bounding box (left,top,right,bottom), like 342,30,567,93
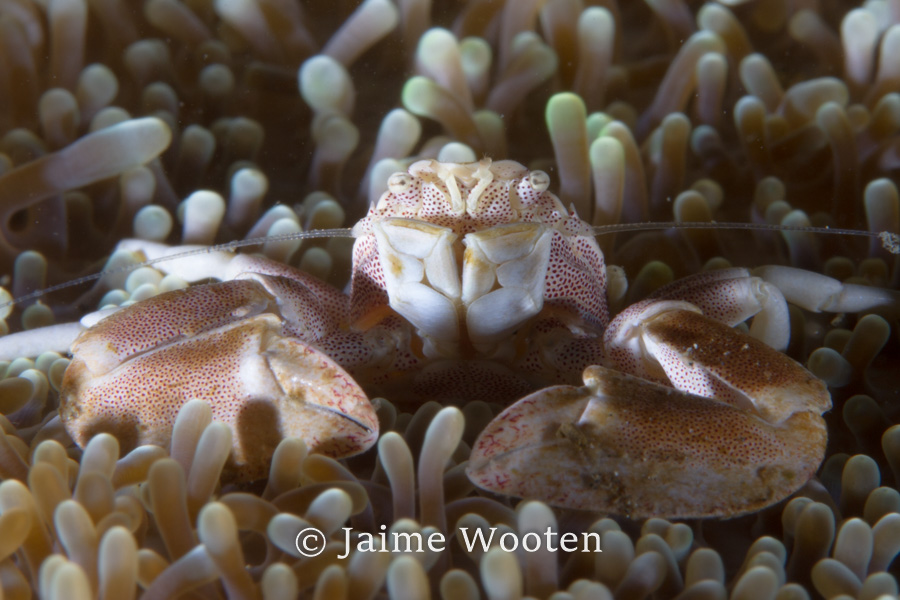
648,267,760,325
543,233,608,329
60,314,377,481
642,309,830,423
646,339,756,408
349,234,392,329
417,178,469,227
72,280,277,376
317,330,382,371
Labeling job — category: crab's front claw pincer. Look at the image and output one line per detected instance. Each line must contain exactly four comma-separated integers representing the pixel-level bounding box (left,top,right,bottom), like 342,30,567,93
467,365,827,519
59,282,377,482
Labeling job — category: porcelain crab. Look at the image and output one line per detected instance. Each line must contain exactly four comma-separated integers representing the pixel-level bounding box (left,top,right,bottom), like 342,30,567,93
31,159,896,518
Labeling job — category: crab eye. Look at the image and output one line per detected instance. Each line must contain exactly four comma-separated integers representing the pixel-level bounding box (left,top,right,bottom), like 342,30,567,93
528,170,550,192
388,172,413,195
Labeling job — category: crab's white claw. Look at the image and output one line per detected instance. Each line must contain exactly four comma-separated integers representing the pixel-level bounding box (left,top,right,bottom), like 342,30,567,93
467,364,827,519
752,265,899,313
59,278,377,481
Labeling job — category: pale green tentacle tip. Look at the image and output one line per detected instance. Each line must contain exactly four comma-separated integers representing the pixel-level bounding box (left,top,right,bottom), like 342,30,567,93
298,247,333,281
197,501,240,555
133,205,173,241
22,303,53,330
305,487,353,534
401,76,442,117
416,27,459,66
808,347,853,388
312,113,359,154
85,116,173,169
261,563,298,599
438,142,476,163
587,112,613,140
589,135,625,169
299,55,354,115
459,37,492,71
545,92,588,132
303,196,345,231
386,555,429,600
481,547,523,599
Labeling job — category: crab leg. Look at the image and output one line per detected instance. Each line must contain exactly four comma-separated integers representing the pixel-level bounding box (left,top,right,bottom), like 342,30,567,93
751,265,898,313
645,266,898,350
112,239,352,313
0,240,350,360
0,321,85,360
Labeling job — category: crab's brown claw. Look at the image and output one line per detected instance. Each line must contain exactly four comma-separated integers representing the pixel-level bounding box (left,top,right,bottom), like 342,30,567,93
60,281,377,482
467,364,828,519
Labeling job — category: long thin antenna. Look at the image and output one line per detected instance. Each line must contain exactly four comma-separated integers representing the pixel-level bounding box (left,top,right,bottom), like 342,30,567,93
592,221,900,254
207,228,355,248
3,222,898,310
2,228,355,310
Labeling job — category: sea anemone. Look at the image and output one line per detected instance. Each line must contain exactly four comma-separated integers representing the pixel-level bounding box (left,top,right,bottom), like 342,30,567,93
0,0,898,598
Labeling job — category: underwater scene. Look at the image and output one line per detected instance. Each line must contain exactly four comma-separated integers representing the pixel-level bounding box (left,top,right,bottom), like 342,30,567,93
0,0,898,598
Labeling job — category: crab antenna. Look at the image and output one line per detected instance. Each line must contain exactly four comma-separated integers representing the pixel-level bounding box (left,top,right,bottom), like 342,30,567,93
1,227,356,310
592,221,900,255
5,222,899,311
